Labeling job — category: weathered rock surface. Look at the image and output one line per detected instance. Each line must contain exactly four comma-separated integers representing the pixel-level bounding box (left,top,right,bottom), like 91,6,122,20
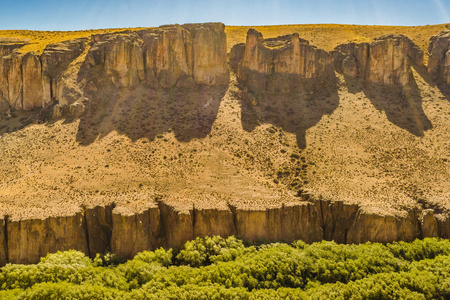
85,205,114,257
332,35,423,89
0,216,6,266
232,29,335,93
346,207,420,244
0,23,228,115
83,23,228,90
428,30,450,85
6,213,88,264
111,206,160,259
2,196,448,266
0,42,27,57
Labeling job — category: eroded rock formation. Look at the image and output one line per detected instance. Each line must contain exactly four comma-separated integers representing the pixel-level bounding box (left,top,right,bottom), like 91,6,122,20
332,35,423,89
1,196,448,265
428,30,450,85
82,23,228,90
0,23,228,116
231,29,335,93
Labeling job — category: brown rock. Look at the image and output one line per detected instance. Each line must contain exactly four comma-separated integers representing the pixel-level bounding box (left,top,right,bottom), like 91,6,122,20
428,30,450,85
158,201,194,249
22,52,51,110
139,26,193,88
7,53,24,110
0,42,27,57
110,206,160,259
85,205,113,257
346,207,420,244
421,209,439,238
236,29,334,93
84,32,145,89
7,213,88,264
41,38,88,105
319,200,359,243
0,216,6,266
333,35,423,89
231,202,323,243
193,206,236,238
435,213,450,238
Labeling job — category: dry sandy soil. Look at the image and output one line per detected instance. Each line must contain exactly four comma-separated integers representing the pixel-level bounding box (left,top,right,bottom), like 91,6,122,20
0,24,449,220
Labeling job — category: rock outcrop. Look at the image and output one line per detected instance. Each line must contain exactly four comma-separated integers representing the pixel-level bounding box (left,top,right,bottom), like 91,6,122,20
1,196,448,265
0,23,228,115
332,35,423,89
6,213,88,264
232,29,335,93
83,23,228,90
428,30,450,85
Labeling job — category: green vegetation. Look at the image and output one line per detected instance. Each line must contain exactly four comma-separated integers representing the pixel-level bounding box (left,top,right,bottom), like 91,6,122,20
1,237,450,299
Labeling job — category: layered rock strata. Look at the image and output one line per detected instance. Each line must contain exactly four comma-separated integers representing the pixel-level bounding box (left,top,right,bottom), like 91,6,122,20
1,197,448,265
231,29,335,93
428,30,450,85
332,35,423,89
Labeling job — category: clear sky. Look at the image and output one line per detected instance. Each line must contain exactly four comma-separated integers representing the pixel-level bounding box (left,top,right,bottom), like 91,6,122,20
0,0,448,31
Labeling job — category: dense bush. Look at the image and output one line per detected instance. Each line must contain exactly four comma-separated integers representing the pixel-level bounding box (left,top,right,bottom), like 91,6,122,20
0,237,449,299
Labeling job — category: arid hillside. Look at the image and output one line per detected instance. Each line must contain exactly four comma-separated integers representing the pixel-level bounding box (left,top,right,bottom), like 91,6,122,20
0,23,449,264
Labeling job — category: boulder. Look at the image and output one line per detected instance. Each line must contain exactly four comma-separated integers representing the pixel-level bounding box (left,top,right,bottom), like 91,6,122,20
428,30,450,85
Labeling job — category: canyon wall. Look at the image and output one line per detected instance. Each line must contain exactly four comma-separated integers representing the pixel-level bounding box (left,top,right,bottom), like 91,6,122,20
331,35,423,89
428,30,450,85
231,29,335,93
0,23,228,115
1,197,448,265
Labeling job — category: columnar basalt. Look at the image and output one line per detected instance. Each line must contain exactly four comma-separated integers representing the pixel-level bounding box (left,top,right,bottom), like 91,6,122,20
0,23,228,115
83,23,228,90
232,29,335,93
428,30,450,85
332,35,423,89
2,197,448,265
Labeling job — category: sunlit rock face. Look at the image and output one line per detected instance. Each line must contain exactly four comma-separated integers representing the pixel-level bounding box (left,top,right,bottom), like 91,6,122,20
428,30,450,85
231,29,335,93
0,23,228,115
83,23,228,89
332,35,423,88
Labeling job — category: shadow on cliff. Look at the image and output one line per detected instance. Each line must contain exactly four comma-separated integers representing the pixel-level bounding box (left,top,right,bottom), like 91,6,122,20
343,73,432,136
75,82,227,145
240,75,340,149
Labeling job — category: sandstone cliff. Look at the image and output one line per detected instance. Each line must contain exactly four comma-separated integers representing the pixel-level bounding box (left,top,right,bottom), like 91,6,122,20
332,35,423,89
231,29,335,93
428,30,450,85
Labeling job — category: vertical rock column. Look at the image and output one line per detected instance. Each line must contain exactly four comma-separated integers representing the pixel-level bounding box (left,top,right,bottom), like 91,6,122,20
7,213,89,264
428,30,450,85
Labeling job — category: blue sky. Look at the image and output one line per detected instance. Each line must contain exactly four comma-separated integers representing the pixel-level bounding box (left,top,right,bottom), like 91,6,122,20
0,0,448,31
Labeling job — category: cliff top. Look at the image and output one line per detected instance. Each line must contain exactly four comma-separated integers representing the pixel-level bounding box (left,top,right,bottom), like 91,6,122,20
0,23,447,55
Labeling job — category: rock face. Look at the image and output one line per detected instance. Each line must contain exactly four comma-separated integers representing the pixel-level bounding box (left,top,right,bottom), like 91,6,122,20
83,23,228,89
232,29,335,93
6,213,88,264
428,30,450,85
0,23,228,115
2,197,448,265
332,35,423,89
